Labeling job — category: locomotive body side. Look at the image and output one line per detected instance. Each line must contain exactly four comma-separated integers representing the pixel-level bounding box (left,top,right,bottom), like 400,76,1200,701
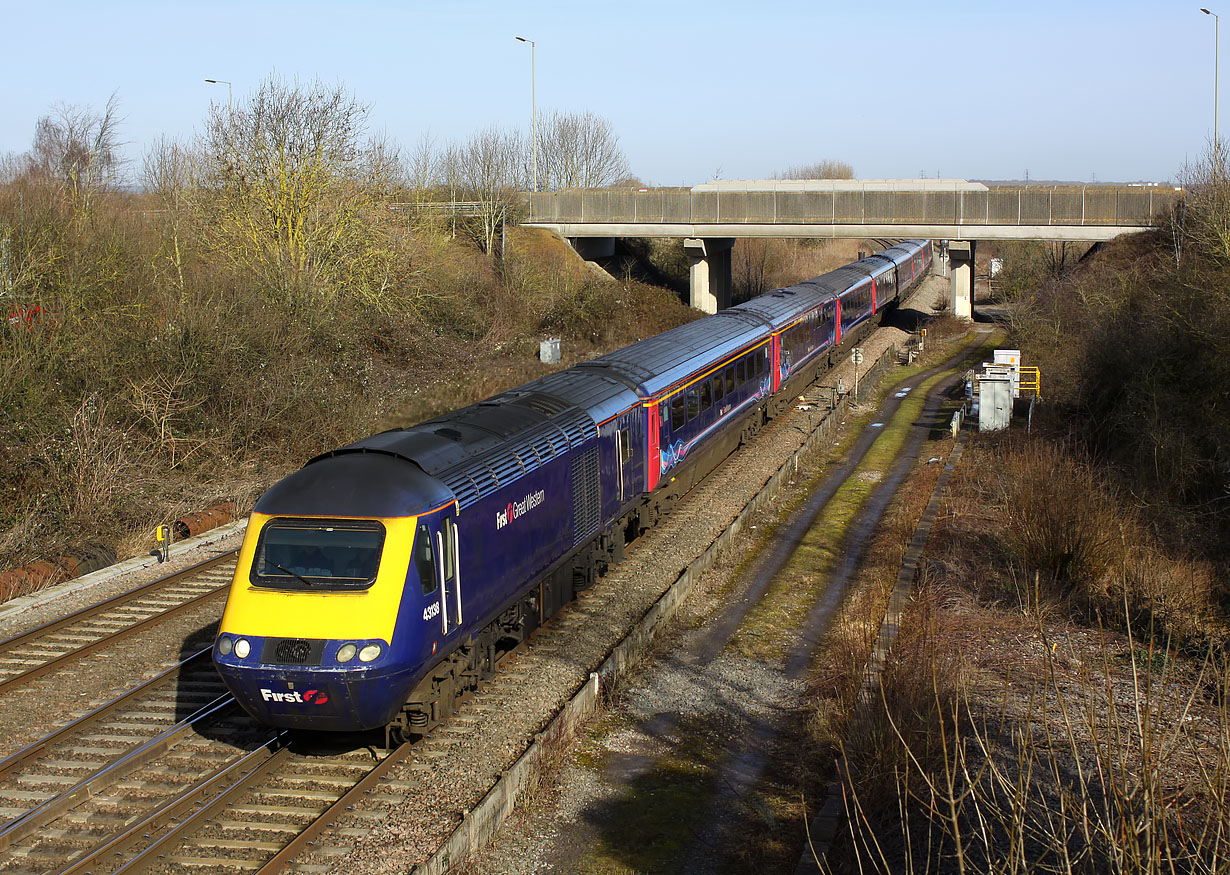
214,399,603,732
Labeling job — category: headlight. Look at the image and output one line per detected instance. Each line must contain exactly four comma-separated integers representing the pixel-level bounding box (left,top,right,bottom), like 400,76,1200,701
358,643,382,663
234,638,251,659
336,643,357,663
217,636,233,656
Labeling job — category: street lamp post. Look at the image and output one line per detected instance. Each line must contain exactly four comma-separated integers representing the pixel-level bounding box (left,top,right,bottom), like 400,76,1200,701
515,36,538,193
1203,8,1220,147
204,78,233,113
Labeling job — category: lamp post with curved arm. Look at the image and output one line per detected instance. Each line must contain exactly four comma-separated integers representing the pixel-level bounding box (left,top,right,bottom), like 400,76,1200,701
1202,8,1220,147
204,78,232,113
515,36,538,193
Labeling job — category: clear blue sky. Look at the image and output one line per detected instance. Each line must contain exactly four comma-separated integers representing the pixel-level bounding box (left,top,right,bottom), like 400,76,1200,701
0,0,1213,185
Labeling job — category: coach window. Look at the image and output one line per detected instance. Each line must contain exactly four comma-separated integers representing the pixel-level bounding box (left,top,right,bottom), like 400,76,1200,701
700,380,713,412
713,372,725,403
724,365,735,395
736,358,746,385
687,385,700,420
414,523,438,595
671,394,686,431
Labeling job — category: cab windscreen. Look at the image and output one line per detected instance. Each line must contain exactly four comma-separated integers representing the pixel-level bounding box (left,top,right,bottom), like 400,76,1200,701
251,519,385,591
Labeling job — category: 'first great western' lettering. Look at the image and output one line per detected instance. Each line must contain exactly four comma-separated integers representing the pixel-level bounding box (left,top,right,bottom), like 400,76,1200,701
495,489,546,530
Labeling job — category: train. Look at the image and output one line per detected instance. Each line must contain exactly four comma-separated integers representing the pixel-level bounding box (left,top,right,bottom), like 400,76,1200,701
212,239,933,740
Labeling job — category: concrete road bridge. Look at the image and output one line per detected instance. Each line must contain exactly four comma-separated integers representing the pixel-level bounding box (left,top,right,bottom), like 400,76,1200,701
522,179,1180,315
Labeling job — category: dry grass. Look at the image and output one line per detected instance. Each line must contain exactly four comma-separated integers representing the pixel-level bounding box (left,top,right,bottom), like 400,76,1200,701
822,427,1230,874
834,603,1230,875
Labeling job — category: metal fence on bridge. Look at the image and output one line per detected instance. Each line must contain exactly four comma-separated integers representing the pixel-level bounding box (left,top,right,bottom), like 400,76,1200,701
526,185,1179,228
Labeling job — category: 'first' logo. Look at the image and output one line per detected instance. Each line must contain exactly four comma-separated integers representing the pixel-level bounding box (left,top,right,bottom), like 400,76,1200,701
260,688,328,705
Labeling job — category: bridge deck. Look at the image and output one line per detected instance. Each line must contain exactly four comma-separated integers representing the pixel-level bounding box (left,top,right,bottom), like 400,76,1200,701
524,182,1177,242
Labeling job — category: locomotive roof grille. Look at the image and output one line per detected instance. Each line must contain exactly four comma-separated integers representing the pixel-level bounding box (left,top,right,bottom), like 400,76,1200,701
437,409,596,509
515,449,539,475
440,472,481,508
555,408,594,447
531,435,556,461
488,453,524,483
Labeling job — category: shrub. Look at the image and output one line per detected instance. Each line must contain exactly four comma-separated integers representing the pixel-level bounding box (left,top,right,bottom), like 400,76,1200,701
991,437,1119,599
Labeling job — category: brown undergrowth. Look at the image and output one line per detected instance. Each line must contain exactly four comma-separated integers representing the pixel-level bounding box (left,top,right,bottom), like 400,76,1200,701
0,187,697,593
823,425,1230,874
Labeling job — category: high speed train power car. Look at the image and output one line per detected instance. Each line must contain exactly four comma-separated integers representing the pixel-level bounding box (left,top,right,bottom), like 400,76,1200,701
213,240,932,741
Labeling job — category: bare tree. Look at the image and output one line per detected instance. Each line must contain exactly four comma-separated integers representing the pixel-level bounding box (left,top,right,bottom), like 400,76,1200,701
537,111,629,190
194,75,397,306
407,131,438,199
0,151,23,184
1179,140,1230,264
778,159,855,180
456,125,523,254
732,238,779,300
360,130,402,196
142,136,195,291
27,92,125,211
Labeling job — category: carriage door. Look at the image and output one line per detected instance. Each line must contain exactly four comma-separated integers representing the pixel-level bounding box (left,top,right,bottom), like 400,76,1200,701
616,416,636,503
435,515,462,635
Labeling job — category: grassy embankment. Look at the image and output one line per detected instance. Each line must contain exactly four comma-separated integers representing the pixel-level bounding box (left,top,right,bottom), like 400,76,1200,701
812,156,1230,873
0,181,691,587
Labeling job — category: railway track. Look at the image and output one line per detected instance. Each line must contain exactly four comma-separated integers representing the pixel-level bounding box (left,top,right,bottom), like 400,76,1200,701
0,727,414,875
0,548,619,874
0,564,413,875
0,554,237,696
0,444,776,875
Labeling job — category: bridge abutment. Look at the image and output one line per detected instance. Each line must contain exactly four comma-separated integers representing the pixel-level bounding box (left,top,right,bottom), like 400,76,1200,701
568,236,616,260
684,237,735,313
948,240,975,319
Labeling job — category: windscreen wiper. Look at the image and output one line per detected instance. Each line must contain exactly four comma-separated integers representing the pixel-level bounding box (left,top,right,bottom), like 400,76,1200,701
271,562,318,588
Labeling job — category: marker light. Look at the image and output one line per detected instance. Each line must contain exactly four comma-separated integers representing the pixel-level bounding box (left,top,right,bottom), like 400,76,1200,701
217,636,233,656
234,638,251,659
358,643,382,663
336,643,357,663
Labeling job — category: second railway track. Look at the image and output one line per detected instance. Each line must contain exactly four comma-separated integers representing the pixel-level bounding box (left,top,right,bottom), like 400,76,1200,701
0,554,237,697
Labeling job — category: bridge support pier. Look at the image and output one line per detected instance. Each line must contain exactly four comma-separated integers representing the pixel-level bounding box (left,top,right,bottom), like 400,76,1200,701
684,237,734,313
948,240,975,320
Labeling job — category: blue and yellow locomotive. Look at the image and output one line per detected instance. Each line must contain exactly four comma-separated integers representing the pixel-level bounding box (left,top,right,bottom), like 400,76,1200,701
212,240,932,738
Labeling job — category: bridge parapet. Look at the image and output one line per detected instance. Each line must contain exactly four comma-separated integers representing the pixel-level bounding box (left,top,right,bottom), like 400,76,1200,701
527,180,1179,231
